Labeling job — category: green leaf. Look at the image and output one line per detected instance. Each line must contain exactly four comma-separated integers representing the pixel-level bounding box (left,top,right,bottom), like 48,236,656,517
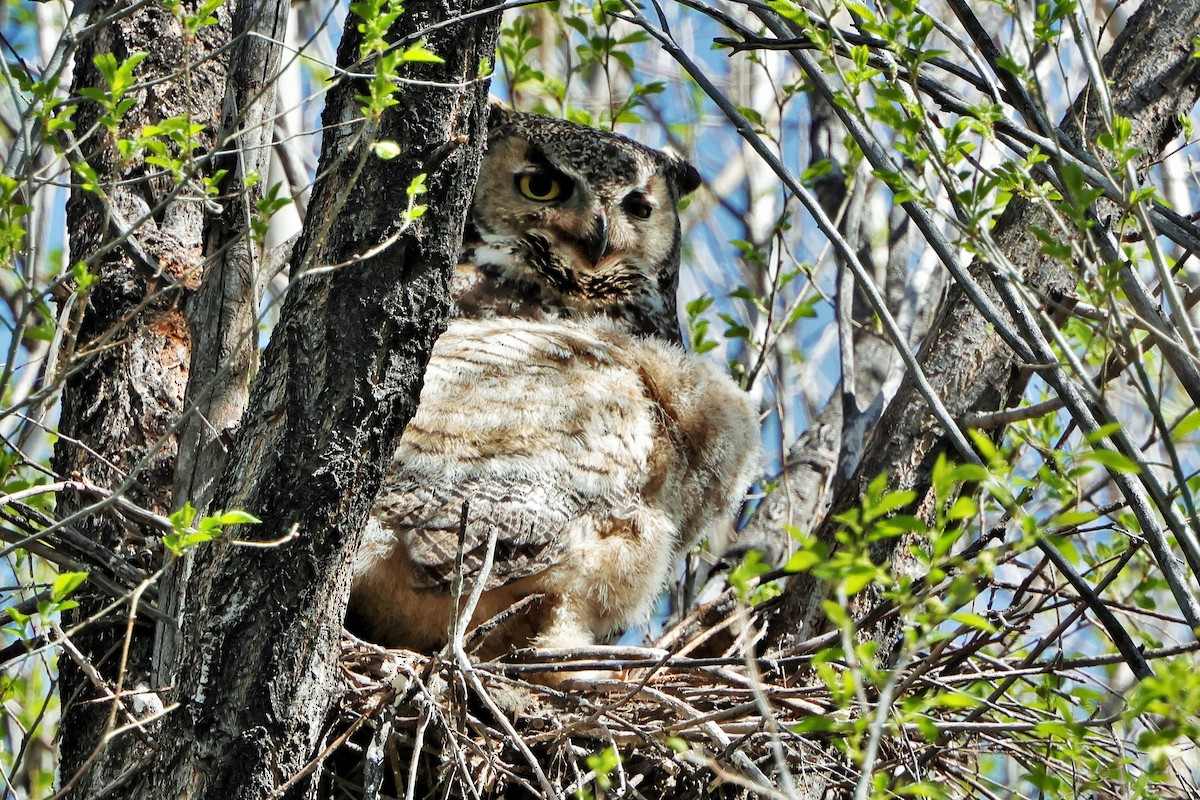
967,429,1003,466
6,606,31,627
563,16,590,37
1033,721,1077,739
767,0,810,25
400,42,445,64
585,747,620,791
213,510,262,526
786,300,817,325
928,691,982,709
822,600,850,627
51,571,88,602
875,514,926,536
162,502,258,556
1081,449,1142,474
841,564,877,596
610,51,634,70
718,313,750,341
71,261,97,293
949,612,996,633
25,322,58,343
737,106,764,127
1051,509,1098,528
170,502,198,532
163,530,216,556
949,463,990,484
371,140,401,160
729,550,771,601
802,159,833,185
186,0,226,32
865,488,916,521
946,496,977,521
407,173,429,197
1173,408,1200,439
846,2,877,20
1130,186,1157,204
685,295,714,316
784,549,821,573
1084,421,1124,445
792,715,839,734
77,88,109,104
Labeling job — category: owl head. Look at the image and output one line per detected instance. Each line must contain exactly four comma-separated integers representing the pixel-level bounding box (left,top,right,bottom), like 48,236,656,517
458,104,702,341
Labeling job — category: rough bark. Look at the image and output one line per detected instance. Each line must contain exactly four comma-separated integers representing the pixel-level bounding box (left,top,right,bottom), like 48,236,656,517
173,0,288,514
765,0,1200,649
157,0,290,687
117,2,500,797
53,1,230,794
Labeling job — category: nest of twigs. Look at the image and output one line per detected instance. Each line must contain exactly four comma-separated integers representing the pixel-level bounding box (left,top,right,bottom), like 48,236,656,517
327,570,1200,800
330,589,933,800
326,574,1200,800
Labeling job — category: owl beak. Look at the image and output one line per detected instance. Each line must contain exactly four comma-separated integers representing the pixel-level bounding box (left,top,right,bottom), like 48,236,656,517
581,213,609,266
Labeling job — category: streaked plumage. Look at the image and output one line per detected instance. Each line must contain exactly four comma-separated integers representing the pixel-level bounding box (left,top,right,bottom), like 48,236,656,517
350,106,760,668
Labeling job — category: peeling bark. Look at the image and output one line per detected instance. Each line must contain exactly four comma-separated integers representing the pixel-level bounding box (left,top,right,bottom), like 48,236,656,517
53,1,231,794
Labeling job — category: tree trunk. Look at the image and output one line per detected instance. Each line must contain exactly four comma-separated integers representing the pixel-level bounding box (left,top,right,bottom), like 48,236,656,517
155,0,290,689
54,0,231,793
56,0,499,795
118,2,500,797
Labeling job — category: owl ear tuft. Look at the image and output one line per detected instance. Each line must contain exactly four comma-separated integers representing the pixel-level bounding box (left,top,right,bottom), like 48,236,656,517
677,159,702,196
660,147,701,196
487,99,516,132
665,153,701,197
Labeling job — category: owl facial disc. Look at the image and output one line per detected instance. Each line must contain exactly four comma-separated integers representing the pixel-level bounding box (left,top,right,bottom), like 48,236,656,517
457,105,702,342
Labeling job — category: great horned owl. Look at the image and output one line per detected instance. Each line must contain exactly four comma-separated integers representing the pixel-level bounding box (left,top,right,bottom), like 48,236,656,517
350,106,760,672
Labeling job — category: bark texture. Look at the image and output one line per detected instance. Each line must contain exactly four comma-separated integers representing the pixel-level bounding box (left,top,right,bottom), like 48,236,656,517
118,3,500,797
173,0,288,513
157,0,290,687
54,1,231,794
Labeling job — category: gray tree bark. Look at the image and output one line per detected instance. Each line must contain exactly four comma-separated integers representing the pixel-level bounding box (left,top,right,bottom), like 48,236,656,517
56,0,499,796
53,0,231,793
118,2,500,796
156,0,290,689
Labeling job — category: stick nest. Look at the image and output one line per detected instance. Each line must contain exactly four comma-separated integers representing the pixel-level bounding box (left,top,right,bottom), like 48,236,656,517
330,586,1167,800
328,592,984,796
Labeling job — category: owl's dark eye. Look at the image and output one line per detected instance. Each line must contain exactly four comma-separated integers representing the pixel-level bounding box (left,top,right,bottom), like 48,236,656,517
623,193,653,220
517,172,571,203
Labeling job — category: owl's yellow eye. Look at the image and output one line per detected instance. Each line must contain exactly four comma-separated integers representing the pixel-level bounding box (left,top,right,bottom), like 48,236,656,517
517,173,566,202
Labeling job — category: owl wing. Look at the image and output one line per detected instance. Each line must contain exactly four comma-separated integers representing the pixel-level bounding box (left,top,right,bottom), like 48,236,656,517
374,473,590,591
373,318,649,593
